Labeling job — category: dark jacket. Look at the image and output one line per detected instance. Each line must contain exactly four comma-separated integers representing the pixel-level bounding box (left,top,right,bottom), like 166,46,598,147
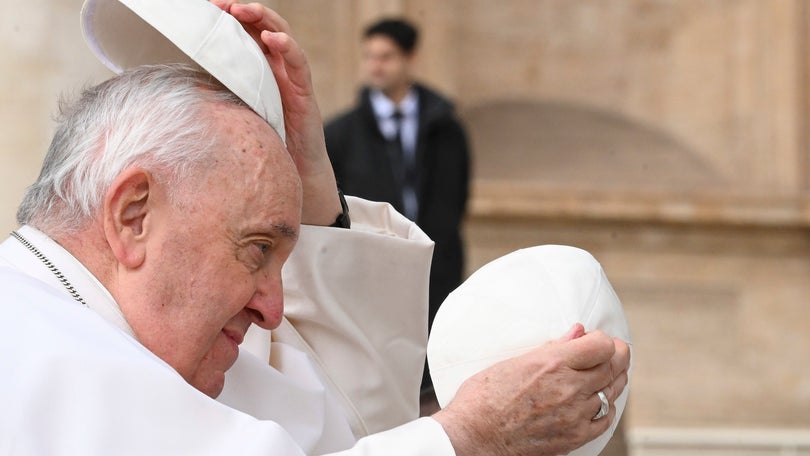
325,84,470,327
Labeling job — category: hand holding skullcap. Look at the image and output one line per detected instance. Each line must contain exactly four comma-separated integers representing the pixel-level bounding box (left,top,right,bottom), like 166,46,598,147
428,245,633,456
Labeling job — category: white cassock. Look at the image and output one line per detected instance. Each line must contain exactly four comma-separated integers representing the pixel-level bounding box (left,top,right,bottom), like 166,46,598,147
0,197,456,455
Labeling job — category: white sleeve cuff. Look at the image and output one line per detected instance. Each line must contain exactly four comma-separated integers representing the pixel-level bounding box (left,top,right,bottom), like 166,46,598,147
325,417,456,456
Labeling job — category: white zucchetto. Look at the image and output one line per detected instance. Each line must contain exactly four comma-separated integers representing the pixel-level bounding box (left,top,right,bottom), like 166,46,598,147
428,245,633,456
81,0,286,142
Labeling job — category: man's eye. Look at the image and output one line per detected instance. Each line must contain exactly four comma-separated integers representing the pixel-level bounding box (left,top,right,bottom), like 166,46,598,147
254,242,271,255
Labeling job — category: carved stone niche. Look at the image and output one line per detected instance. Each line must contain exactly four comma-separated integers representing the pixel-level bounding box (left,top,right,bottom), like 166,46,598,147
462,100,723,193
461,100,810,228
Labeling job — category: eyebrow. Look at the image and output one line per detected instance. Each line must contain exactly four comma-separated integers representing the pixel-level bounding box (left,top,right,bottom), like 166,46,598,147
271,222,298,240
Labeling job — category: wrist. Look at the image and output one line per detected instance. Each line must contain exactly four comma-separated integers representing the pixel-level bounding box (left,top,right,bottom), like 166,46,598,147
299,171,342,226
433,407,497,456
329,188,350,229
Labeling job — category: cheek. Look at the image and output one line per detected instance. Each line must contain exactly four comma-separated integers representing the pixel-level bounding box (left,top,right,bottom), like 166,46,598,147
380,60,394,74
215,259,256,301
233,272,259,304
187,268,253,349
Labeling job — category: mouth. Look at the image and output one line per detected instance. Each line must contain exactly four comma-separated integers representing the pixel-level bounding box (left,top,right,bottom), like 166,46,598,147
221,328,244,347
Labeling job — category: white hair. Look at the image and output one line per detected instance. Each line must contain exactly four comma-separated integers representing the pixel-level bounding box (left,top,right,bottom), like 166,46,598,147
17,64,249,235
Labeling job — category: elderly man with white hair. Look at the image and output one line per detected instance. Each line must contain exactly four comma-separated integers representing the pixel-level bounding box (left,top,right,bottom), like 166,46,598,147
0,1,630,455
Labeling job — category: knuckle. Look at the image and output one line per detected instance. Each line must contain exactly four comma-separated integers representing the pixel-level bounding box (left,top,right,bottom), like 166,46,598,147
614,372,629,397
274,32,291,45
573,424,597,448
543,353,566,372
596,362,612,387
247,3,264,16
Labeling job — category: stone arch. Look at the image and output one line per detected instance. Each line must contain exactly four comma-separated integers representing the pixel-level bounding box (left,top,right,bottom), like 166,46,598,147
461,100,725,191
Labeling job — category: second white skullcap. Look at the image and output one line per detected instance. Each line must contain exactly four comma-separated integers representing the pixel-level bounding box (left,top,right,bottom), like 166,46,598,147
427,245,633,456
80,0,285,143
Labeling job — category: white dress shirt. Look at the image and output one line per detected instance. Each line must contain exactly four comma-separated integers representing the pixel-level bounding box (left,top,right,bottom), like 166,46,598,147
369,88,420,220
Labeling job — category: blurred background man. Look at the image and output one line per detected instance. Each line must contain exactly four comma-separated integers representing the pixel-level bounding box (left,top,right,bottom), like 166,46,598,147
324,18,470,401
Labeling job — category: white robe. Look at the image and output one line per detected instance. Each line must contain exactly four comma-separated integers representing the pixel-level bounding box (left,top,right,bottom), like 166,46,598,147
0,197,455,455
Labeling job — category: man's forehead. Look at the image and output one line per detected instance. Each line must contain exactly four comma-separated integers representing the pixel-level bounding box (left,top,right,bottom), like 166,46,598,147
200,102,301,208
209,103,287,159
364,35,405,53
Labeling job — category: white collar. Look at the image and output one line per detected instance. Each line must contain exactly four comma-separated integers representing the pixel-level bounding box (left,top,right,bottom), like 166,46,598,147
4,225,136,338
369,87,419,119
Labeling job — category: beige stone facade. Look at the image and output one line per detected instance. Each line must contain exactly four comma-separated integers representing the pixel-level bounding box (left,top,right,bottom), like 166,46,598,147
3,1,809,454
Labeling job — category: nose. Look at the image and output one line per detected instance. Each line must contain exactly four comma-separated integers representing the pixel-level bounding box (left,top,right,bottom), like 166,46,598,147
245,271,285,330
365,55,382,69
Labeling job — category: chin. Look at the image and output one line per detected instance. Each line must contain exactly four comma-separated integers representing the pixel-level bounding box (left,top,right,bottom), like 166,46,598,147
368,80,390,91
189,335,240,398
194,372,226,399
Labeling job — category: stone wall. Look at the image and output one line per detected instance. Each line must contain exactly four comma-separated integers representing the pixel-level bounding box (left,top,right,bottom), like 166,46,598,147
3,1,809,454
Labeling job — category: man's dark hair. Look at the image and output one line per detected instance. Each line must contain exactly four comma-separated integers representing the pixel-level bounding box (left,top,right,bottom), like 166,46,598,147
363,18,419,55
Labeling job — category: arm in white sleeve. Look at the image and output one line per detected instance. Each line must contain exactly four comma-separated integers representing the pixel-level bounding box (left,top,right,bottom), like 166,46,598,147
276,197,435,438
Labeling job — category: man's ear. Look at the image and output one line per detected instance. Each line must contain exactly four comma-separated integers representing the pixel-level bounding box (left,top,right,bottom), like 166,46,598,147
102,167,155,269
405,48,419,65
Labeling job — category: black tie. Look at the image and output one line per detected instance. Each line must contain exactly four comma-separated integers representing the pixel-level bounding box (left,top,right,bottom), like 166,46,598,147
390,110,418,220
391,109,405,158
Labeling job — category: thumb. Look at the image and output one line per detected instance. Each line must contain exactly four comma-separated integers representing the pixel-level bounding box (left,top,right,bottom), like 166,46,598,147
561,330,615,370
558,322,585,342
210,0,233,13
